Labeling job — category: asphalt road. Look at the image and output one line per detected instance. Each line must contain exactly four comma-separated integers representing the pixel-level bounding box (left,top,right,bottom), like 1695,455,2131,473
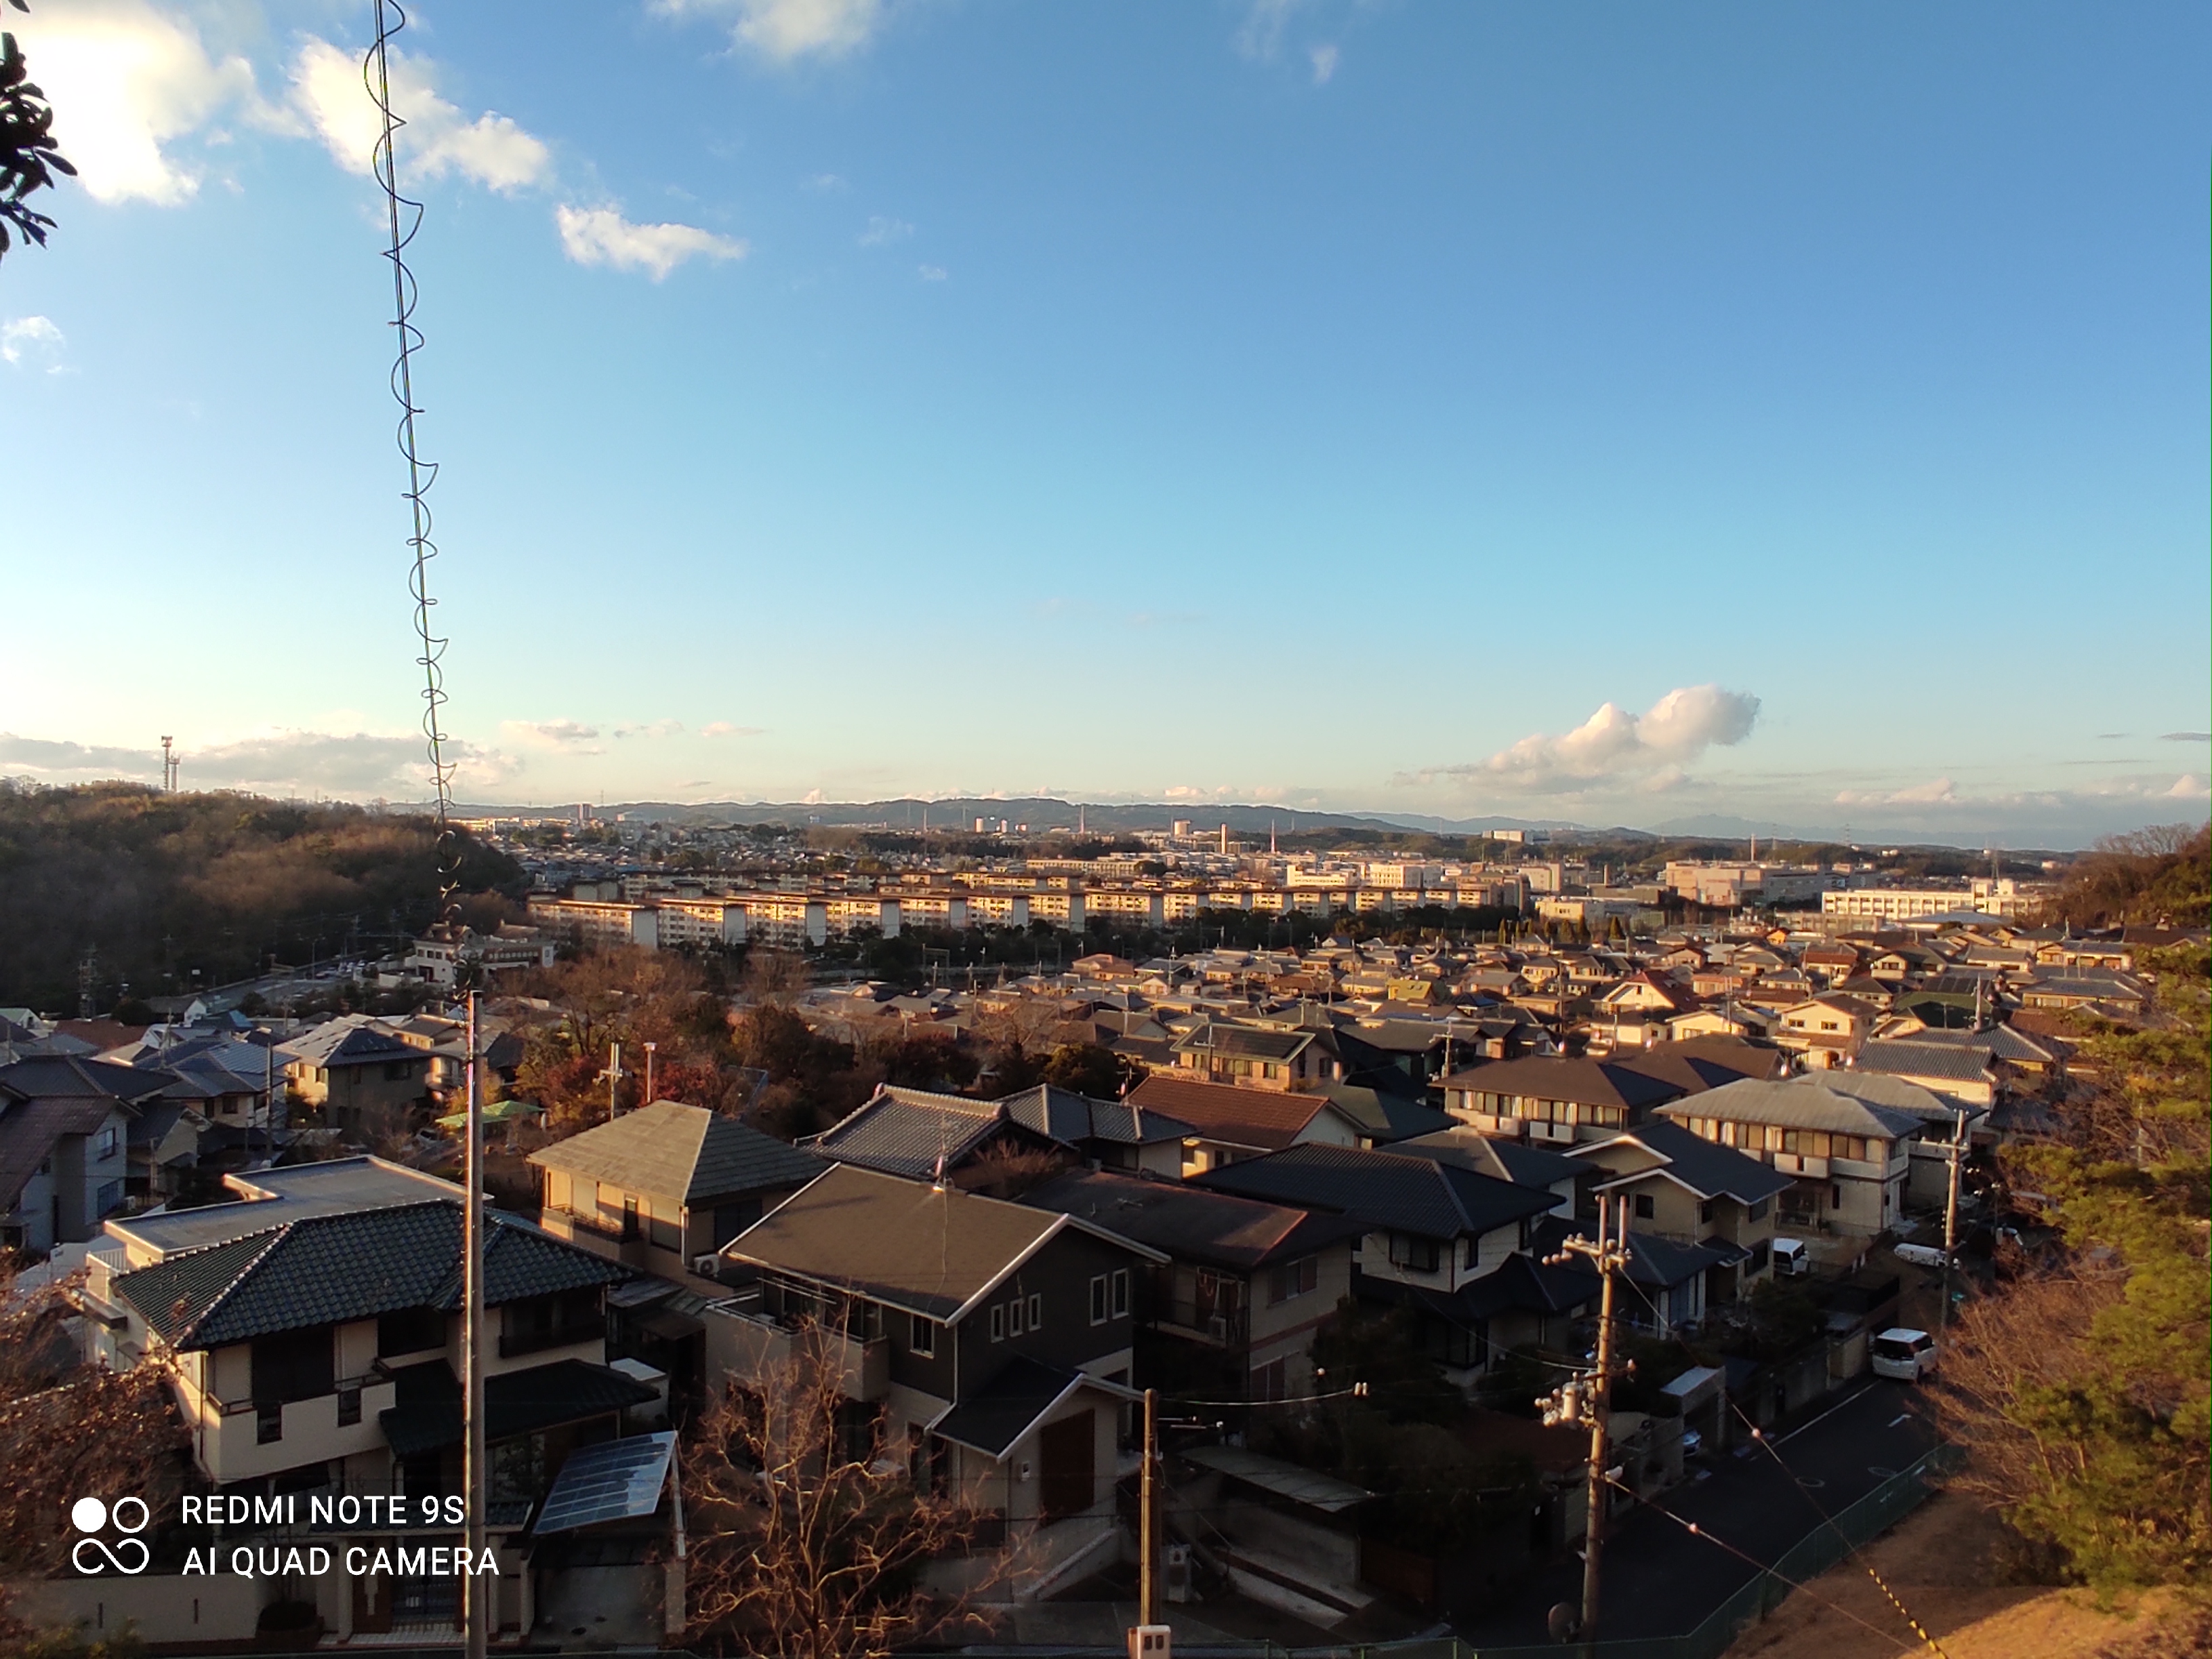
1456,1378,1941,1646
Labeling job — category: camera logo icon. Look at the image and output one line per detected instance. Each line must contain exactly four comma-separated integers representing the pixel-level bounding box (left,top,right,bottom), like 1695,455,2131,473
70,1497,150,1575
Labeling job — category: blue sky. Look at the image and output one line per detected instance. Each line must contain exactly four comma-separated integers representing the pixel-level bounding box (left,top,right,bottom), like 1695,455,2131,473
3,0,2207,845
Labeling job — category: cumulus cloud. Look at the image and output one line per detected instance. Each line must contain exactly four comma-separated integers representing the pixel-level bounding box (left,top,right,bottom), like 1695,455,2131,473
556,204,747,279
287,37,550,190
1427,684,1762,794
11,0,256,205
657,0,887,63
2,316,66,371
1309,43,1339,83
859,214,912,247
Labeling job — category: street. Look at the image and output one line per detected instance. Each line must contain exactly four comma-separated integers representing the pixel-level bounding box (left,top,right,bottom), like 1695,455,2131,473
1456,1379,1942,1645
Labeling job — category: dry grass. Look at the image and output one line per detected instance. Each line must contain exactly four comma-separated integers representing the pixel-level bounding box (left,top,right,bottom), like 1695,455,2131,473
1725,1490,2211,1658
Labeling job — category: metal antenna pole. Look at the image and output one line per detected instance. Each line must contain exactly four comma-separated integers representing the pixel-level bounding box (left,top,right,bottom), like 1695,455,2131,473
463,989,487,1659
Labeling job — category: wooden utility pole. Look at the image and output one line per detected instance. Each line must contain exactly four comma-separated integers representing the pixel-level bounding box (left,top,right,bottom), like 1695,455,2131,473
463,991,488,1659
1139,1387,1159,1627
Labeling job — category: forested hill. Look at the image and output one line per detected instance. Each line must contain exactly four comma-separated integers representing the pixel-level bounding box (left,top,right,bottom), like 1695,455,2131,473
0,783,522,1015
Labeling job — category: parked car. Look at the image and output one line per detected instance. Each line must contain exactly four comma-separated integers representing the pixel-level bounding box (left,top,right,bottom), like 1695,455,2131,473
1870,1326,1939,1381
1893,1242,1953,1270
1771,1237,1811,1276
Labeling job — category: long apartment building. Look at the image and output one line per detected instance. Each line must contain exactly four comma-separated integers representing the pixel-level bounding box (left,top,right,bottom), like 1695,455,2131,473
1820,879,2037,923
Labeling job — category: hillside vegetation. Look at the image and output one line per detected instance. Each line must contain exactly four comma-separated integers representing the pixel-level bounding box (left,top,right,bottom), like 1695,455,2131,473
0,782,520,1013
2039,823,2210,929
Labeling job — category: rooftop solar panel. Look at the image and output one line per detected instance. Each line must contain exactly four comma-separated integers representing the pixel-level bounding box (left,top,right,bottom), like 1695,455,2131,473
533,1431,676,1534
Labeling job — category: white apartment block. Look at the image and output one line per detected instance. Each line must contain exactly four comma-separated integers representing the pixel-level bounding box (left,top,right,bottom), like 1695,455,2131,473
1820,880,2034,922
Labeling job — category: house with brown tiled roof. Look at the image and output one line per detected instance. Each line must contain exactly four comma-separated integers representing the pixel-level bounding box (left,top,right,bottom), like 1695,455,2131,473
1126,1073,1366,1174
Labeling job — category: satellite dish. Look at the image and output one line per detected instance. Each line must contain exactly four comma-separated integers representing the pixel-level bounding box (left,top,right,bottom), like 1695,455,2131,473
1547,1603,1580,1642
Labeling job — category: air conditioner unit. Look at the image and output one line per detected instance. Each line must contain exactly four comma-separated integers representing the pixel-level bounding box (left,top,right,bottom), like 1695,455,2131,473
693,1254,722,1279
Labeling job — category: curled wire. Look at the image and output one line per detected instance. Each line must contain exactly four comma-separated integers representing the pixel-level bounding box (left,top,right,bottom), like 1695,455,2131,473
365,0,459,926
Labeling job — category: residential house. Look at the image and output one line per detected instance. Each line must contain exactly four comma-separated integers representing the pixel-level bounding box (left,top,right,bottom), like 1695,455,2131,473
1169,1020,1343,1091
0,1057,138,1252
710,1164,1164,1585
1656,1078,1923,1237
1774,995,1872,1069
806,1084,1193,1183
278,1017,434,1135
1022,1167,1359,1402
1809,1072,1986,1208
1126,1074,1367,1173
531,1099,827,1291
1566,1122,1792,1305
1849,1039,1999,1109
83,1158,647,1640
1439,1055,1685,1145
1390,1126,1582,1216
1193,1143,1570,1385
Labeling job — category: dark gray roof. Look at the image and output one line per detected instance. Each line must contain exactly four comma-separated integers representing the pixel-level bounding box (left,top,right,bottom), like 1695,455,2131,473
1853,1041,1997,1085
277,1020,420,1069
1319,1085,1454,1144
531,1100,825,1205
0,1053,173,1106
380,1357,658,1458
1173,1023,1315,1062
929,1357,1087,1460
1440,1055,1685,1112
1362,1253,1599,1326
113,1200,627,1349
1193,1143,1556,1240
998,1085,1193,1147
805,1088,1021,1181
1572,1120,1792,1206
1023,1168,1359,1271
721,1164,1160,1321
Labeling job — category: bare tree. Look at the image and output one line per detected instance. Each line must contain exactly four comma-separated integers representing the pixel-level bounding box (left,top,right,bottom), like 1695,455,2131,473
0,1270,186,1639
680,1324,1017,1659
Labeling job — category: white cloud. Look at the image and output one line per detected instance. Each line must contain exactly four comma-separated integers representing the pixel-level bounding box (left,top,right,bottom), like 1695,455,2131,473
802,171,847,191
2161,775,2209,800
657,0,887,63
917,263,946,281
1,316,66,371
556,204,747,279
1430,684,1762,794
1309,43,1339,84
859,214,912,247
613,719,685,739
1835,777,1958,806
0,729,510,798
11,0,256,205
287,37,550,192
701,722,765,738
1235,0,1305,61
501,719,603,753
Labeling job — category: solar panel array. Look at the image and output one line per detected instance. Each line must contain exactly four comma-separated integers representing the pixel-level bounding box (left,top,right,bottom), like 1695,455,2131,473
533,1431,676,1534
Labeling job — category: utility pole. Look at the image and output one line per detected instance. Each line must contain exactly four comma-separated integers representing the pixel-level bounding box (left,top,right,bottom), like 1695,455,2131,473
604,1042,626,1122
1540,1193,1634,1645
462,991,488,1659
643,1040,657,1105
1139,1387,1159,1628
1940,1106,1966,1343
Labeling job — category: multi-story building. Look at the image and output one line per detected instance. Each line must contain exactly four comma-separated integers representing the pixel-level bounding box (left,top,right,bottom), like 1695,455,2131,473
1656,1078,1922,1237
1568,1122,1790,1301
82,1158,649,1641
527,895,663,949
1820,882,2035,923
1441,1054,1685,1144
277,1017,434,1135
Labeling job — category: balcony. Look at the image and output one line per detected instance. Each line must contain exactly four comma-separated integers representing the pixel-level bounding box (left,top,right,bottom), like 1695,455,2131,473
198,1375,395,1483
558,1206,640,1245
1152,1298,1249,1348
1773,1152,1830,1178
499,1313,607,1358
701,1289,890,1401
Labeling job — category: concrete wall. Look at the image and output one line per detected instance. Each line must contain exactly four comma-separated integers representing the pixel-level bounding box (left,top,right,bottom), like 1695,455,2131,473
9,1572,268,1647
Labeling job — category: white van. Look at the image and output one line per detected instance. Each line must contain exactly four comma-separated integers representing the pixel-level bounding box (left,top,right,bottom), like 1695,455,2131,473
1893,1242,1952,1270
1771,1238,1811,1276
1870,1327,1938,1381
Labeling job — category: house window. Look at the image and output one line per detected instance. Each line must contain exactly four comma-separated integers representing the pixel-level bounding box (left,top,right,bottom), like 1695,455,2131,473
256,1403,283,1445
1831,1185,1844,1210
1027,1293,1042,1332
1090,1276,1109,1326
1269,1256,1318,1305
1698,1200,1715,1224
989,1305,1005,1342
337,1385,361,1427
1748,1199,1769,1221
1634,1194,1655,1220
95,1181,123,1217
1388,1235,1441,1274
1007,1298,1024,1338
1111,1269,1129,1318
910,1314,936,1357
96,1126,119,1160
